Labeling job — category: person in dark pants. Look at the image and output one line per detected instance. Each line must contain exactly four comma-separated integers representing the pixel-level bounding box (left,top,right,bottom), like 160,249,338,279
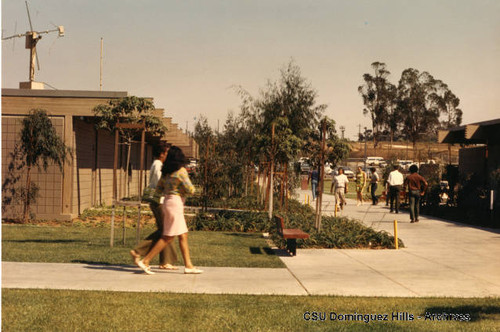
308,169,319,200
387,165,404,213
130,142,178,270
385,181,390,206
369,167,379,205
404,165,428,223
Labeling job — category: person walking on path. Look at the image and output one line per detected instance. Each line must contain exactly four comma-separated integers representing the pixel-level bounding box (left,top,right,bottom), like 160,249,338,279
130,142,178,270
355,166,367,206
137,146,202,275
369,167,379,205
330,167,349,210
404,165,428,223
308,168,319,200
387,165,404,213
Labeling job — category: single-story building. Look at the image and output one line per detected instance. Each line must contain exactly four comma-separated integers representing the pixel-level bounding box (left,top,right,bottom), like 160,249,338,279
2,88,197,220
438,118,500,184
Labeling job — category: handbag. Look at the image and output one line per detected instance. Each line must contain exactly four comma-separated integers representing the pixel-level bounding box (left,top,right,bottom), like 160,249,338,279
142,187,162,204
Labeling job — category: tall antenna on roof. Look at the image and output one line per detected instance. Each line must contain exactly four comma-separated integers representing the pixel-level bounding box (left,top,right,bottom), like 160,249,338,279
2,1,65,89
100,37,103,91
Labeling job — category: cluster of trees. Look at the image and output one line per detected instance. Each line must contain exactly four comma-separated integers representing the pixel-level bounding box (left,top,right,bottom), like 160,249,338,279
193,61,350,211
358,62,463,149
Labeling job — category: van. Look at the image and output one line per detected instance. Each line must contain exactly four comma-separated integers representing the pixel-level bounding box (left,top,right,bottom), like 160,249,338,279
365,156,384,166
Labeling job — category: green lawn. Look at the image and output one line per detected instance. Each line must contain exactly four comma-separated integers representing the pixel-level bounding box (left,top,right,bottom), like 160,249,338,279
3,289,499,331
1,224,284,268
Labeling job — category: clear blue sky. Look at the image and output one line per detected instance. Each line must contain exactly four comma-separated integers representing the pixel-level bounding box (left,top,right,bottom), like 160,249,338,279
2,0,499,139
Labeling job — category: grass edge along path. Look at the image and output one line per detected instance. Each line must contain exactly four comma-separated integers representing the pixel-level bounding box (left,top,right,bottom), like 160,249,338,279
2,289,499,332
1,224,284,268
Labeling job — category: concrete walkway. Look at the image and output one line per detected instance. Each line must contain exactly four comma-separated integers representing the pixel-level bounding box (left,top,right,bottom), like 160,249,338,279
3,191,500,297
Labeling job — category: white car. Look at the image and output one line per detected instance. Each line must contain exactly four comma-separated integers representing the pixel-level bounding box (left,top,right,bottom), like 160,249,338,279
365,156,384,166
397,160,414,170
334,166,354,179
300,162,311,173
324,163,333,175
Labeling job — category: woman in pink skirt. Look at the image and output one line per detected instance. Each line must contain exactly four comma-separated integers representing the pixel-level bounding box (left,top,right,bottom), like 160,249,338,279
137,146,202,275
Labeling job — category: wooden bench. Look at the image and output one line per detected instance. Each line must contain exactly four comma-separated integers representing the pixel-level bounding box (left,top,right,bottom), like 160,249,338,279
274,215,310,256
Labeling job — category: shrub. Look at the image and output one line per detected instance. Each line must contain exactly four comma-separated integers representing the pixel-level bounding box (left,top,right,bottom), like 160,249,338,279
186,194,264,211
274,211,403,249
191,197,404,249
191,211,272,233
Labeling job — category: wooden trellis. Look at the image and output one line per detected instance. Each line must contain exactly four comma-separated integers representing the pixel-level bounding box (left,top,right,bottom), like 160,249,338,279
109,122,147,247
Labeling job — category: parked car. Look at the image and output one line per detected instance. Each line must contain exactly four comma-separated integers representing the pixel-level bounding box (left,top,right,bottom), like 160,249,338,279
334,166,354,179
397,160,414,171
365,156,385,166
324,163,333,175
344,167,355,179
300,161,311,173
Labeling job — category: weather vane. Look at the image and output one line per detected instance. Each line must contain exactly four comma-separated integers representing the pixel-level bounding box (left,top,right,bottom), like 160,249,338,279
2,1,64,89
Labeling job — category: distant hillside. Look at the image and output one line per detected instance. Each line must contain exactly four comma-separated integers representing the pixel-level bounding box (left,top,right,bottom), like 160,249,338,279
348,141,459,163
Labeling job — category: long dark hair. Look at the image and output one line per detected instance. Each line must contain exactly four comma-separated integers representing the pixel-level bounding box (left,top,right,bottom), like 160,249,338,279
161,146,187,176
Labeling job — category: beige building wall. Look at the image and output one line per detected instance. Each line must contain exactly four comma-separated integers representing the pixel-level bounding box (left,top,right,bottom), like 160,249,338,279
2,115,64,219
72,118,153,214
2,89,194,220
162,117,198,159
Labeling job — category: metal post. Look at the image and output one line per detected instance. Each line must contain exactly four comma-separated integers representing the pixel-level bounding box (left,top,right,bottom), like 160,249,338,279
136,205,141,244
393,219,399,249
122,206,126,245
110,204,115,247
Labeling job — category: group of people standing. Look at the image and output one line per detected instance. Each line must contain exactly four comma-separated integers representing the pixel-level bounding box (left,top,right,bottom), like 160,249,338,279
386,164,428,223
327,163,428,223
129,142,203,275
329,166,380,210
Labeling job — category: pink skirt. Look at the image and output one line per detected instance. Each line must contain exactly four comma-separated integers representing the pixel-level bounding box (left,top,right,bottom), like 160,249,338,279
162,195,188,236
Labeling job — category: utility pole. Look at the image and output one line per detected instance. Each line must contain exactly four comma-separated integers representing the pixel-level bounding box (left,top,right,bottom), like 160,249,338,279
364,127,368,170
204,136,209,212
268,123,275,221
358,124,362,149
100,38,103,91
340,125,345,139
315,119,327,231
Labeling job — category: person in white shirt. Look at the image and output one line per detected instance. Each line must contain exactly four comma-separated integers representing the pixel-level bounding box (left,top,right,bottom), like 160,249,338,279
330,168,349,210
130,142,178,270
387,165,404,213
